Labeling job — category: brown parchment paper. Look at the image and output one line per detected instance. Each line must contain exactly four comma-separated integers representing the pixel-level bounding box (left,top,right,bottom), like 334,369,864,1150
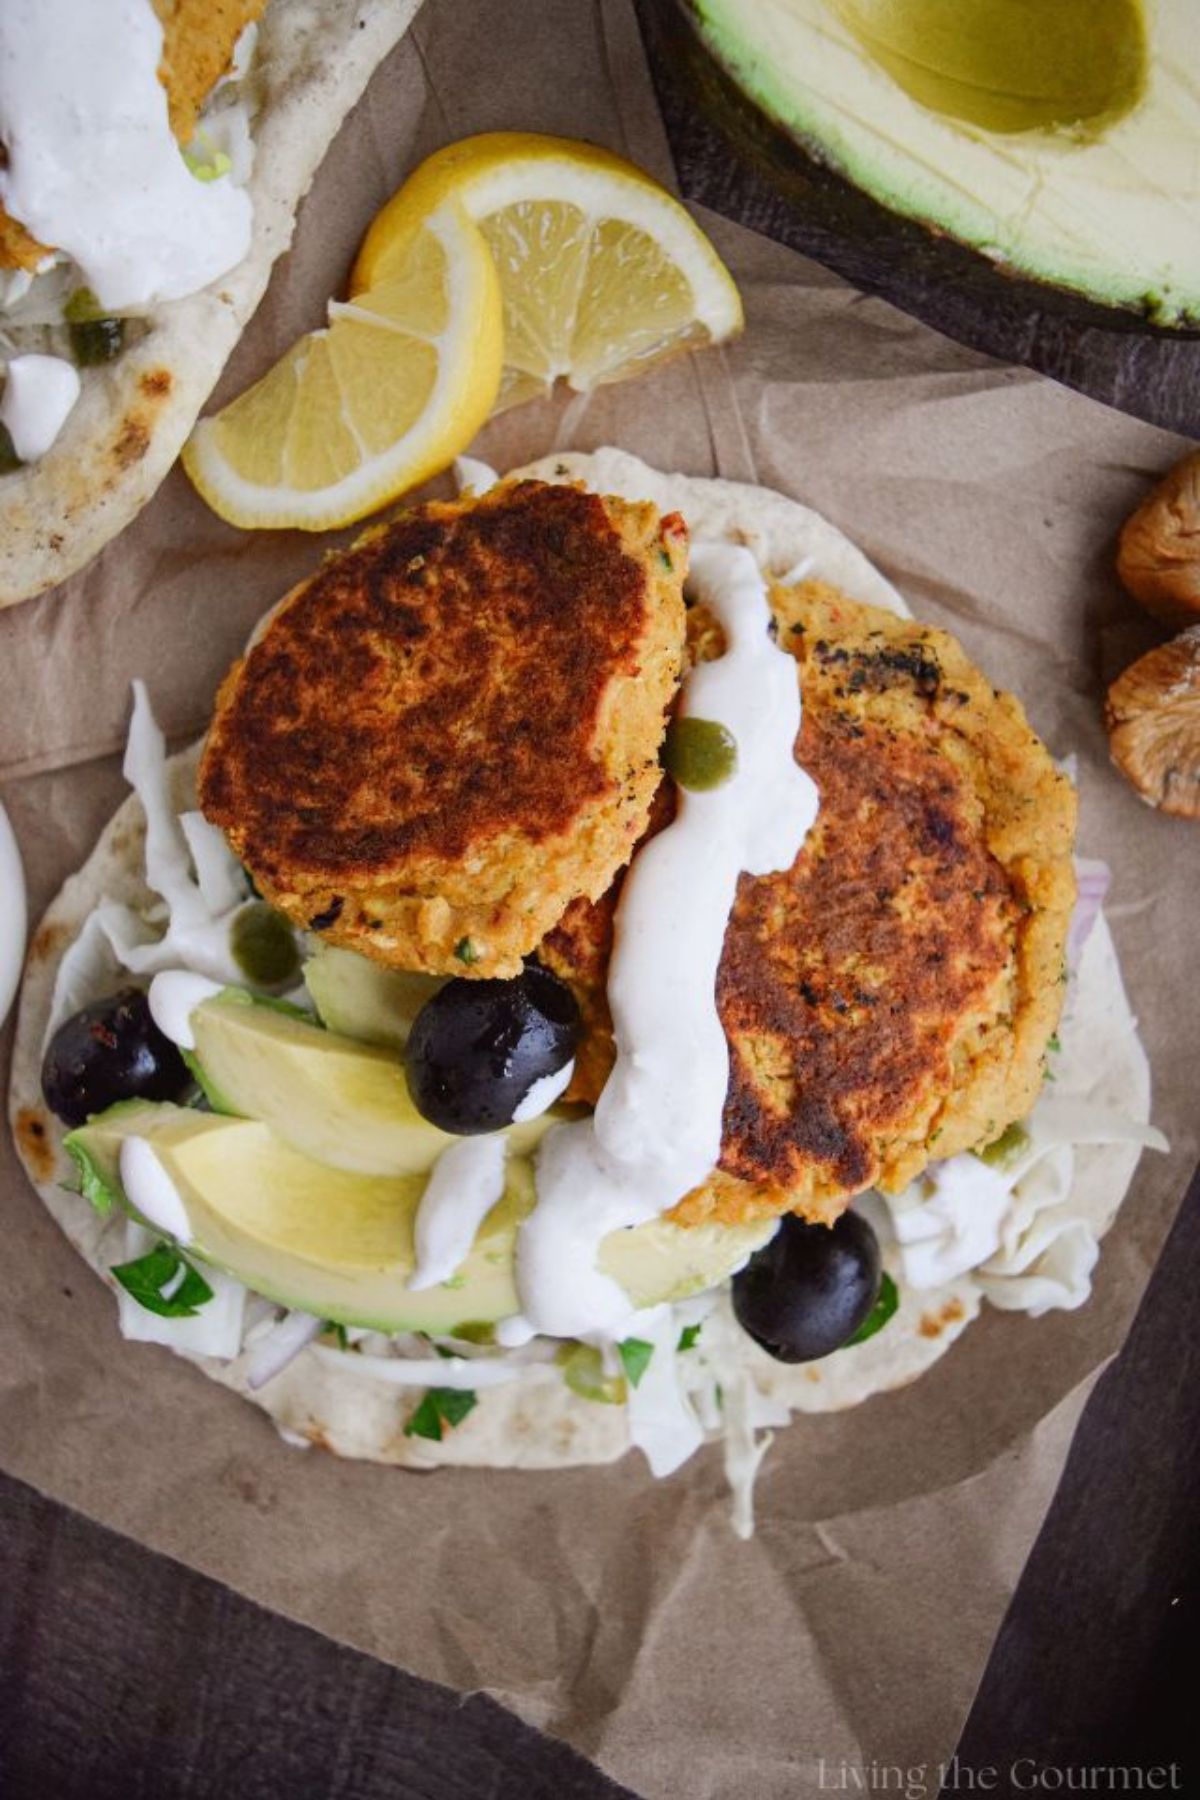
1,3,1198,1795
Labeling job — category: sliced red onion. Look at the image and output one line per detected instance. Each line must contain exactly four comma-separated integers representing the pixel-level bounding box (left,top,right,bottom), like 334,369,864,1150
245,1309,323,1390
1067,858,1111,972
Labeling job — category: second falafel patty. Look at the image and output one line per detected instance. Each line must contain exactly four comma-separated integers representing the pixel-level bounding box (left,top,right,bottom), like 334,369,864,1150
541,579,1078,1227
199,480,688,976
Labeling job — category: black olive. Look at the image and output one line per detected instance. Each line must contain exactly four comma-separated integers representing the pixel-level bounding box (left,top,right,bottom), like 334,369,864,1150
405,963,580,1135
732,1210,882,1363
41,988,194,1127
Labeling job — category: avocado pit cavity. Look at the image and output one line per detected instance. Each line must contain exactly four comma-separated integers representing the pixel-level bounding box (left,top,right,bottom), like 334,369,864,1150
835,0,1147,134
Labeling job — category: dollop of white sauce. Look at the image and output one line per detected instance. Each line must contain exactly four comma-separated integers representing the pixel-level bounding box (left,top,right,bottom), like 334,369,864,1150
119,1137,193,1244
148,970,224,1051
0,0,253,312
511,1060,574,1123
409,1135,508,1292
508,543,820,1339
453,456,499,495
0,354,80,460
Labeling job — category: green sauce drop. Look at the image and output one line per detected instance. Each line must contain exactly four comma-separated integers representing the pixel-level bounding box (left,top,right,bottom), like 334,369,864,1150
230,903,301,988
663,716,739,791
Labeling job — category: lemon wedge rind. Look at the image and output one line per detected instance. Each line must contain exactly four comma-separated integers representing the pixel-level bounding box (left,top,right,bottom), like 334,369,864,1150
351,132,744,403
182,201,503,532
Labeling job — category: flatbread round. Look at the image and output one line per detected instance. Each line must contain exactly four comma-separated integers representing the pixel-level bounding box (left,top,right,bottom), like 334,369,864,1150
0,0,420,610
7,455,1155,1469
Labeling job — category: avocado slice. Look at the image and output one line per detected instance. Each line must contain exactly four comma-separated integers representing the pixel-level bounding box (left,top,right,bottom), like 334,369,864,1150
303,943,443,1049
186,989,550,1176
65,1102,776,1334
682,0,1199,325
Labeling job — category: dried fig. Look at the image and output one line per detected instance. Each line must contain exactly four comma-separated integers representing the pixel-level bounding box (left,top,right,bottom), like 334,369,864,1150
1105,626,1200,819
1117,450,1200,630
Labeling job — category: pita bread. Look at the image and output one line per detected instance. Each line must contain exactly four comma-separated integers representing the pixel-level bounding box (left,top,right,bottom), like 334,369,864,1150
6,456,1157,1474
0,0,421,611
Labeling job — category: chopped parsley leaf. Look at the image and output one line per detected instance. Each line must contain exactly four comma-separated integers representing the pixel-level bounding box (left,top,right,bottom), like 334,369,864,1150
617,1337,654,1388
111,1242,213,1318
404,1387,478,1441
844,1272,899,1347
677,1324,703,1353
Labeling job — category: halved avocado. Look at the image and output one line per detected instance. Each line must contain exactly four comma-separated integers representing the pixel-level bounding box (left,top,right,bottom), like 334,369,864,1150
187,989,550,1175
675,0,1199,325
65,1103,776,1334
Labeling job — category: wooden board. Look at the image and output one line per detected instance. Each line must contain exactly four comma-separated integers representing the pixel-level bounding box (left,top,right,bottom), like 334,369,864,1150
637,0,1200,439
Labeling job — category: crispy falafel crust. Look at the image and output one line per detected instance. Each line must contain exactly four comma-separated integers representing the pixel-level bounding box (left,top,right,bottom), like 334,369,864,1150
542,578,1077,1227
200,481,687,977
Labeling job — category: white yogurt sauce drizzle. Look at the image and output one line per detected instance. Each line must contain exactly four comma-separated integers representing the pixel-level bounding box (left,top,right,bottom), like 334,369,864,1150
511,1060,574,1123
0,0,252,312
0,354,80,460
409,1135,508,1292
507,543,819,1339
119,1137,193,1244
148,970,224,1051
453,456,499,496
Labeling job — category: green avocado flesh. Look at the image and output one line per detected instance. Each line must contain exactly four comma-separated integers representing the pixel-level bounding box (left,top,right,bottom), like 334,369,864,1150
187,989,549,1175
693,0,1198,323
302,943,443,1050
65,1102,776,1334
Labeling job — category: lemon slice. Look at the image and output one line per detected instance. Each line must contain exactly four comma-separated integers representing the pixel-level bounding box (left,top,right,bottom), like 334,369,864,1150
182,203,503,530
352,132,744,411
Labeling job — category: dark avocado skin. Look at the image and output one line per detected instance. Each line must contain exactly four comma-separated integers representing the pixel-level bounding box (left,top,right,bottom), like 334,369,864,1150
637,0,1200,434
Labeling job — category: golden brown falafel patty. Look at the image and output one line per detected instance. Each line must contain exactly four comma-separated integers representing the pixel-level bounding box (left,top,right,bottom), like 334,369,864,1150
200,481,688,977
0,0,266,270
541,578,1076,1228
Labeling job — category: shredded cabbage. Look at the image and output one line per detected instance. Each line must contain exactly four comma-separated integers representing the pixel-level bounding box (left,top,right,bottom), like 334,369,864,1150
886,1155,1012,1287
310,1346,524,1389
46,685,285,1045
881,1094,1167,1305
977,1215,1100,1315
687,1298,791,1540
620,1305,704,1478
